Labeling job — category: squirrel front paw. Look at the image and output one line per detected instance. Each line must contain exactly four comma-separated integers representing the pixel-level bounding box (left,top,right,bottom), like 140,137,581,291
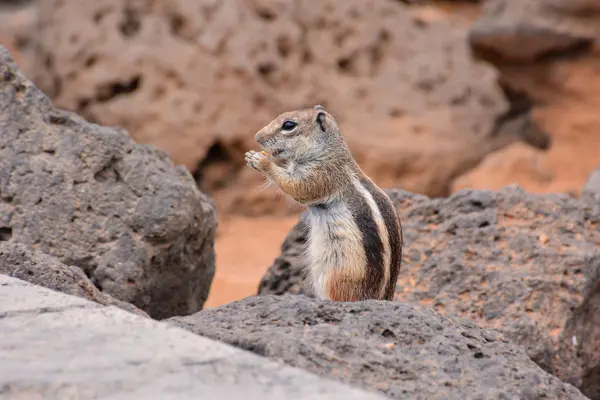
245,150,271,172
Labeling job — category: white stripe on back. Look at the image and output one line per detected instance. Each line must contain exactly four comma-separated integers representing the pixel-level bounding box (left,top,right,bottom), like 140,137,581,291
352,177,391,298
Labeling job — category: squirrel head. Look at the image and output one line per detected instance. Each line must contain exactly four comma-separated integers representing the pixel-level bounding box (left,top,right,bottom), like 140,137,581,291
254,105,344,162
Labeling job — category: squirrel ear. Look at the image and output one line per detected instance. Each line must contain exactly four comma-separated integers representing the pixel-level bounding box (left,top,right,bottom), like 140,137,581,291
314,104,325,111
316,111,326,132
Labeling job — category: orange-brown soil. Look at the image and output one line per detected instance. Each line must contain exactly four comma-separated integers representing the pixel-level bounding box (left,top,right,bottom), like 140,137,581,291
204,215,298,308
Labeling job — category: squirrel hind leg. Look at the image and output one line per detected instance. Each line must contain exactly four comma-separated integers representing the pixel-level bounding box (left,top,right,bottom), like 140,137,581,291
324,269,381,302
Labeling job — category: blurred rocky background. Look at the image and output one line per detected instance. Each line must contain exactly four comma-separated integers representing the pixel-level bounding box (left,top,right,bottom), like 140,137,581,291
3,0,600,306
2,0,600,305
2,0,600,398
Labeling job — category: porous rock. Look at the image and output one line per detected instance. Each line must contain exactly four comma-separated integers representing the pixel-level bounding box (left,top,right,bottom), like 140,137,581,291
168,295,588,400
0,0,38,73
258,186,600,399
29,0,510,214
0,45,216,319
455,0,600,198
469,0,596,62
0,242,148,317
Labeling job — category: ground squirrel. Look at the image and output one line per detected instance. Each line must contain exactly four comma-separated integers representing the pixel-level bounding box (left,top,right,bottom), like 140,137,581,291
245,105,403,301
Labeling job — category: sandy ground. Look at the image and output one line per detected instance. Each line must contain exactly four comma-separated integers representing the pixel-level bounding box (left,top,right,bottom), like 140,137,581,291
204,215,299,308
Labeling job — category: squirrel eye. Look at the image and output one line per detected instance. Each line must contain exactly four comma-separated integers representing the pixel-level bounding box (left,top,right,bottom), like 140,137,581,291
281,121,298,131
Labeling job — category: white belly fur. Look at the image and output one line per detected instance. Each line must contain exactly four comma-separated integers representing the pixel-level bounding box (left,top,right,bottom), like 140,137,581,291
306,201,366,299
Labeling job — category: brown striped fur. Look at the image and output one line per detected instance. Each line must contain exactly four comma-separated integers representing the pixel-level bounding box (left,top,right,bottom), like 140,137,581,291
245,105,402,302
326,269,375,302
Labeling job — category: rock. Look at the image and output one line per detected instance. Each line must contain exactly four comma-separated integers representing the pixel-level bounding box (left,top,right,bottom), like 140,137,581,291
0,242,148,317
0,0,38,72
457,0,600,199
469,0,596,62
29,0,511,215
582,168,600,205
0,45,217,319
168,295,588,400
257,186,600,399
257,214,311,296
0,0,37,5
452,141,551,193
1,275,386,400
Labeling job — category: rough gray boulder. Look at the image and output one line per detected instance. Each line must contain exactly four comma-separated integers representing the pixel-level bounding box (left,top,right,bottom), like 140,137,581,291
258,186,600,399
168,295,588,400
1,275,387,400
0,45,216,319
0,242,148,317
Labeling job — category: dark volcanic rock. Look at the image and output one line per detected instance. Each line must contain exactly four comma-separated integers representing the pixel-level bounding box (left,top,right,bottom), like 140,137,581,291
258,186,600,398
168,295,587,400
0,45,217,319
0,242,148,317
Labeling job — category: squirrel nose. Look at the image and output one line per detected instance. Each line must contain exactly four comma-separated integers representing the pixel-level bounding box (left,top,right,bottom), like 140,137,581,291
255,130,266,145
